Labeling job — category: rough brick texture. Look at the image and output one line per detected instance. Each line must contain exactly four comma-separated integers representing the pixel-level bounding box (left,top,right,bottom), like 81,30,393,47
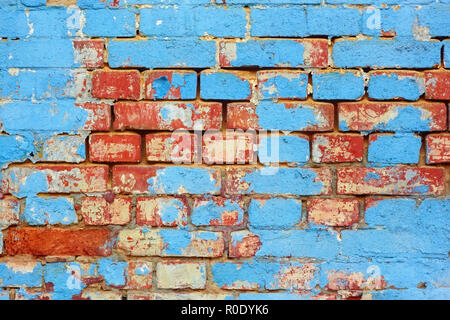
0,0,448,301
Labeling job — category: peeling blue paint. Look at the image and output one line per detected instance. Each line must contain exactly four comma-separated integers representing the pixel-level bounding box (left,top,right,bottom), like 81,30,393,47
258,135,309,164
313,71,364,100
191,198,244,226
373,106,432,132
0,261,43,287
368,73,424,100
239,168,325,195
147,167,220,195
97,258,128,287
201,72,251,100
22,196,77,226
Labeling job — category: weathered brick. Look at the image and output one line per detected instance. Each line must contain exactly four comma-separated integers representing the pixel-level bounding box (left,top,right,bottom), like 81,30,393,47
248,198,302,229
0,165,109,195
191,196,245,226
89,133,141,163
81,290,122,300
156,262,206,289
203,131,256,164
227,101,334,131
200,71,252,100
426,134,450,164
4,228,112,256
312,134,364,163
307,199,359,227
113,102,222,131
229,230,262,259
368,71,425,101
368,134,421,164
136,197,188,227
81,197,132,225
125,261,153,290
116,228,225,257
91,70,140,100
78,103,111,131
212,261,317,291
312,70,364,100
0,198,20,229
146,133,196,163
143,70,197,100
258,134,310,165
224,167,332,195
307,6,362,36
256,70,308,100
425,71,450,100
337,167,445,195
73,40,104,68
22,196,77,226
0,258,43,287
338,102,447,132
219,39,328,68
112,166,221,194
250,7,307,37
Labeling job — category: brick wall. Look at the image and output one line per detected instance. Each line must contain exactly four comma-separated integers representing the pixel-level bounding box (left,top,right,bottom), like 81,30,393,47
0,0,449,300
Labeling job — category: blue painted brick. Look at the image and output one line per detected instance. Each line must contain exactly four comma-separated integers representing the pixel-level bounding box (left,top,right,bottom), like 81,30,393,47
368,71,425,100
368,134,421,164
0,39,76,68
200,71,251,100
248,198,302,229
258,135,310,164
221,0,320,4
256,71,308,100
22,196,77,226
0,100,89,134
312,71,364,100
191,197,245,226
212,261,316,290
226,167,331,196
84,9,136,37
250,7,307,37
332,39,442,68
307,7,362,36
128,0,210,4
0,260,43,287
0,69,75,100
78,0,126,8
108,39,215,68
416,5,450,38
140,7,246,38
0,10,29,38
147,167,221,195
445,41,450,68
97,258,128,287
252,229,339,259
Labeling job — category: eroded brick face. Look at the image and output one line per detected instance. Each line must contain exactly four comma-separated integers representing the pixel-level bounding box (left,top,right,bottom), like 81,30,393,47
0,0,448,302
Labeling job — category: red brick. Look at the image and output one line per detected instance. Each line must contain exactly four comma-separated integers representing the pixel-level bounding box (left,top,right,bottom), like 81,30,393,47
426,134,450,164
338,102,447,132
312,134,364,163
203,131,256,164
146,133,196,163
91,70,140,100
112,166,159,193
4,228,112,256
0,165,108,194
227,102,334,131
307,199,360,227
113,102,222,131
73,40,104,68
425,71,450,100
136,197,189,227
229,231,262,258
337,167,446,195
77,103,111,131
125,261,153,290
80,197,132,225
89,133,141,163
143,70,196,100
